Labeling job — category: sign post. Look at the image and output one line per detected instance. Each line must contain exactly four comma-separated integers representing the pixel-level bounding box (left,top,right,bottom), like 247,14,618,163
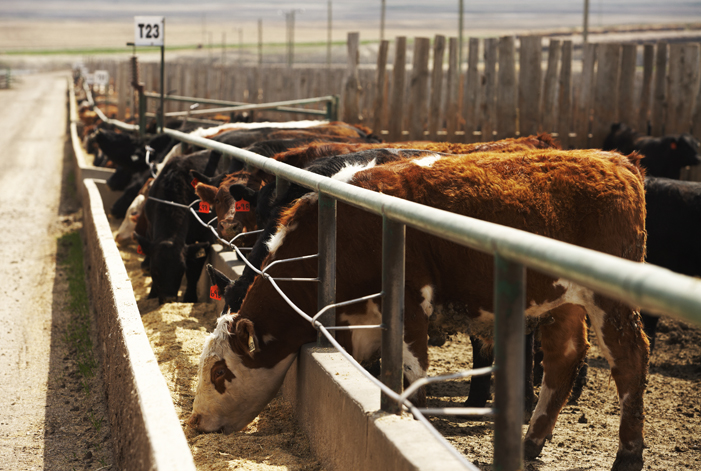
134,16,165,132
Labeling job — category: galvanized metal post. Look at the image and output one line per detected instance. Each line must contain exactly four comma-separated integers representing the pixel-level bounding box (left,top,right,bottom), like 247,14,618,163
493,253,525,471
325,95,340,121
317,193,336,346
380,216,405,413
138,87,146,137
275,176,290,200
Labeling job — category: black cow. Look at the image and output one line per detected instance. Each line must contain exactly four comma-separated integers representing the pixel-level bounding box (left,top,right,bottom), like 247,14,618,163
89,129,177,192
641,176,701,350
135,150,236,304
603,123,701,179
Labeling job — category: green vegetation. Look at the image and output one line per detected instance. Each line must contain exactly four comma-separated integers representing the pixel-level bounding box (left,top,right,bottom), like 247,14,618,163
59,231,98,390
88,411,103,432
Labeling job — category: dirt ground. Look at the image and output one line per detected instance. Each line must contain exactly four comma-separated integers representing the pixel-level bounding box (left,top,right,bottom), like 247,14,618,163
426,325,701,470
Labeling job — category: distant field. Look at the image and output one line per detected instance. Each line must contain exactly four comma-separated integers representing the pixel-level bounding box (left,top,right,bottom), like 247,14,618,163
1,16,700,71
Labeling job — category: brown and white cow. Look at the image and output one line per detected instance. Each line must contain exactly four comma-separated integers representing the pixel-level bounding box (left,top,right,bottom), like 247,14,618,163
201,134,561,240
190,149,649,471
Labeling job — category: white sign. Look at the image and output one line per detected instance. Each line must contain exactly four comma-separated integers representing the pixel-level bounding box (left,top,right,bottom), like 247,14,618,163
134,16,164,47
94,70,109,86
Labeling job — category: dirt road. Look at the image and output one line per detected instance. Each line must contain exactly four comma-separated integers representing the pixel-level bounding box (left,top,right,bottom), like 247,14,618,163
0,73,113,470
0,71,67,469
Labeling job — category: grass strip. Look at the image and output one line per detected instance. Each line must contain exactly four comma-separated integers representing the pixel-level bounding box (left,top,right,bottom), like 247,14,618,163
58,231,97,394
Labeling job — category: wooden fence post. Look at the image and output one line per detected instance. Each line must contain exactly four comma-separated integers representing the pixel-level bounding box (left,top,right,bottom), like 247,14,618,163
462,38,480,142
592,43,622,146
666,43,700,135
518,36,543,137
408,37,431,140
693,76,701,140
542,39,562,132
618,44,637,128
428,35,446,140
445,37,460,142
496,36,517,140
638,44,655,133
557,40,573,149
481,37,498,141
373,40,390,135
342,32,362,124
651,41,668,136
388,37,407,141
574,42,597,148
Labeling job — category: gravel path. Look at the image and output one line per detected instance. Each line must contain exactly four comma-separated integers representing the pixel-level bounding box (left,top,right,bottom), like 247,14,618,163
0,71,66,469
0,72,114,470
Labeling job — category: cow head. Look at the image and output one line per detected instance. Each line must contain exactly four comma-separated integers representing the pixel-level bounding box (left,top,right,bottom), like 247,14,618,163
188,314,296,433
228,184,259,235
675,134,701,167
193,169,256,241
115,194,146,246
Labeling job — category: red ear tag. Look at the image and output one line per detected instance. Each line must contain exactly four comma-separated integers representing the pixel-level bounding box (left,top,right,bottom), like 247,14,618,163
670,142,677,150
137,245,144,255
210,285,222,300
199,202,211,213
191,178,199,188
235,200,250,212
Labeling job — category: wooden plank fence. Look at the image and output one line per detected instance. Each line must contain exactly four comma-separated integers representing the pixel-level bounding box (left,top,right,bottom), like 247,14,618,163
88,33,701,150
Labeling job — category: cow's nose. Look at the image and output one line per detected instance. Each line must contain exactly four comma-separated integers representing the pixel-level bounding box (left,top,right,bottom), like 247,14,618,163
188,413,201,429
220,219,238,230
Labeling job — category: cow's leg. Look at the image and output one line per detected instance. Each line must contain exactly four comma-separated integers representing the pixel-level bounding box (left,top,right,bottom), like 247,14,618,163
640,311,659,353
524,332,536,420
464,336,492,408
404,289,431,407
524,304,589,460
589,296,648,471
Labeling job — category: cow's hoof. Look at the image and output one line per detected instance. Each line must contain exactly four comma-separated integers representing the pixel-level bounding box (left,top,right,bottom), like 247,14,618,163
524,439,544,460
463,396,489,408
611,450,643,471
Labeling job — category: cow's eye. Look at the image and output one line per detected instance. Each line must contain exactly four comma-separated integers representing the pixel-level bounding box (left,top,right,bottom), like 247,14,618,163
215,368,226,379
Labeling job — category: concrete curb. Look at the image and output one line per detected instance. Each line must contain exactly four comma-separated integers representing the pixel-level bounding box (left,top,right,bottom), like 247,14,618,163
82,179,196,471
281,347,466,471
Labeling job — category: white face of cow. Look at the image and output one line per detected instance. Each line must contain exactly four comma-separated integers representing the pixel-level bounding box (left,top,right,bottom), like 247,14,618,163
189,314,296,433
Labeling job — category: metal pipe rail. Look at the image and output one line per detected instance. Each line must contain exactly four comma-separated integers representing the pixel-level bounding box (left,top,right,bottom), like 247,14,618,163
166,127,701,324
144,112,228,126
143,92,333,118
159,96,339,119
83,82,140,132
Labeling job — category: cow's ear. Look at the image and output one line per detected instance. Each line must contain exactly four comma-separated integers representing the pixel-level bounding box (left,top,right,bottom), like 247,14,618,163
195,182,218,204
229,185,258,207
233,318,258,358
679,134,699,153
133,233,151,255
189,169,212,186
206,264,232,293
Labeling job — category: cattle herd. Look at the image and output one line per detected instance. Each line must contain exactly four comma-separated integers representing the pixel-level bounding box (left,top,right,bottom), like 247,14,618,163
81,101,701,471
